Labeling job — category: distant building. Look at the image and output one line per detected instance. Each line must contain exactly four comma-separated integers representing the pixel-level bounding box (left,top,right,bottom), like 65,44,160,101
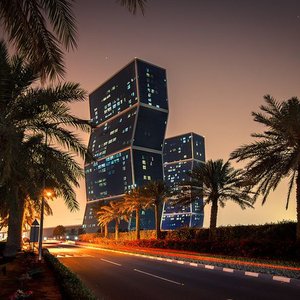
83,59,169,232
161,133,205,230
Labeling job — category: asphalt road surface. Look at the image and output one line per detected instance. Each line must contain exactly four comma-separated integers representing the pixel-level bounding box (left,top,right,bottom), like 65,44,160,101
46,243,300,300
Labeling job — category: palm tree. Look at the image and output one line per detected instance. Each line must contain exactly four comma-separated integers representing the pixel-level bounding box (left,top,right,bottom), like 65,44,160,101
0,0,146,80
22,196,53,232
142,181,169,239
176,160,254,240
97,201,126,240
0,40,90,257
92,201,107,235
230,95,300,241
123,187,152,240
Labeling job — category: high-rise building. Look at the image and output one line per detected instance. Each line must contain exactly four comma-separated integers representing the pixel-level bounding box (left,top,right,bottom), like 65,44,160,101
161,133,205,230
83,59,169,232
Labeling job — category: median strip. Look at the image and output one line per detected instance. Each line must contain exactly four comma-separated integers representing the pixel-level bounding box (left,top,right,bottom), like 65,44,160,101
134,269,184,286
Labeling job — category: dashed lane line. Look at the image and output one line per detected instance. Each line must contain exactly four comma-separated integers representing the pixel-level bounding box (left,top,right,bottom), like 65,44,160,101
134,269,184,286
100,258,122,266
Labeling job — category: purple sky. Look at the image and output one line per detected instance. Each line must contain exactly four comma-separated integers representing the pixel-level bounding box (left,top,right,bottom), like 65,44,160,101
45,0,300,227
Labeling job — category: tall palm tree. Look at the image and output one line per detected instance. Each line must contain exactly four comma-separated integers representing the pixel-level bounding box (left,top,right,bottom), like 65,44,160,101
230,95,300,241
142,181,169,239
97,201,126,240
0,0,146,80
176,159,254,240
123,187,152,240
0,40,90,257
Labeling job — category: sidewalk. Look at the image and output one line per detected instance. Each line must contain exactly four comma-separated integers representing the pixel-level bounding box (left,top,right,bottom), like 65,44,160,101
75,241,300,282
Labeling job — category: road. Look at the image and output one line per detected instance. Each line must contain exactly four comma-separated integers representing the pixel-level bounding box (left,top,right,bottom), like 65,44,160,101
46,243,300,300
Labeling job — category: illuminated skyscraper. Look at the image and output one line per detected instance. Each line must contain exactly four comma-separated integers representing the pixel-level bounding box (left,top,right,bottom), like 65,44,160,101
161,133,205,230
83,59,169,232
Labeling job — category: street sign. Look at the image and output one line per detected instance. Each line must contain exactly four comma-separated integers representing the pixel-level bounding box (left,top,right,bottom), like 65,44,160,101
30,219,39,242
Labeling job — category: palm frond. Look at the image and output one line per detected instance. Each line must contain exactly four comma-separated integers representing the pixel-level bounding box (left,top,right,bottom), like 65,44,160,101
40,0,77,50
0,0,78,80
117,0,147,14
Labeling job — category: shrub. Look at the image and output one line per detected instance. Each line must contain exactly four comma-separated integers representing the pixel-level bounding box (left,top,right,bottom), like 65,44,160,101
78,222,299,261
212,222,296,242
165,227,196,240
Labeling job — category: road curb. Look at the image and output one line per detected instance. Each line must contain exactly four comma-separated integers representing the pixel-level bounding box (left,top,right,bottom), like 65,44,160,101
74,243,300,287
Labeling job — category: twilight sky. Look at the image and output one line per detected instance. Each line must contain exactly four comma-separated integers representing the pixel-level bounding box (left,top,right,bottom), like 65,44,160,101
44,0,300,228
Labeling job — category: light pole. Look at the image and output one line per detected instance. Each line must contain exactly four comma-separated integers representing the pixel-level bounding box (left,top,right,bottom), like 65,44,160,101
38,189,53,261
38,128,48,262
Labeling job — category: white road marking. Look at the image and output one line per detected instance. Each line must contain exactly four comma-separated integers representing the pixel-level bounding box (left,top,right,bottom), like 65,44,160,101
273,276,290,283
223,268,234,273
177,261,185,264
245,272,259,277
134,269,184,286
166,259,173,262
100,258,122,266
205,265,214,270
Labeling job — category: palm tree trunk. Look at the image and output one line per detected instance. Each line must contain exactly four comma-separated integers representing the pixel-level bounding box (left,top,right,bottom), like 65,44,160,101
296,167,300,241
209,199,218,241
115,220,119,240
104,224,108,238
136,208,140,240
4,187,24,258
154,204,161,239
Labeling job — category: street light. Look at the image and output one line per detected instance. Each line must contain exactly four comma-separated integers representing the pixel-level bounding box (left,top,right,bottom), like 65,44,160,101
38,188,54,261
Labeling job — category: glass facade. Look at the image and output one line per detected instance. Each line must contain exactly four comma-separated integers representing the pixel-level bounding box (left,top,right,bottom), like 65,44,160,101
137,60,168,109
163,134,193,163
89,62,137,126
83,59,168,232
161,133,205,230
